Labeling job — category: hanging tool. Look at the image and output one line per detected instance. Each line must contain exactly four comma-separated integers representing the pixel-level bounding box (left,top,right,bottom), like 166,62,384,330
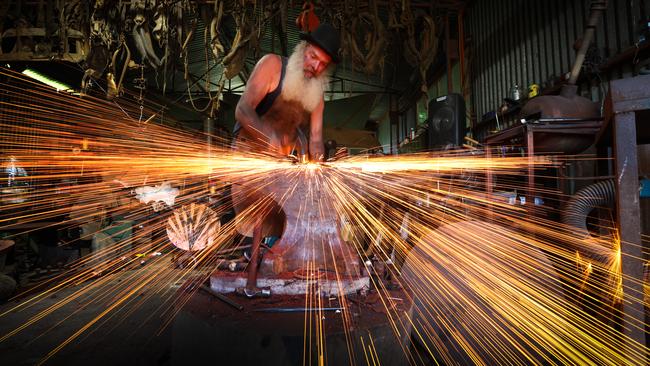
295,2,319,32
209,0,225,59
347,0,386,75
106,34,131,100
131,5,164,69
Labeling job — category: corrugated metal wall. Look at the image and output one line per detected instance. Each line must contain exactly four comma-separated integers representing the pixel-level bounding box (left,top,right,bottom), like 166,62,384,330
467,0,647,123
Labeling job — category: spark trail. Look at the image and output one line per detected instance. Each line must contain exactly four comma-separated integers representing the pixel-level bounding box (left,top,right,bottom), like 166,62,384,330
0,68,647,365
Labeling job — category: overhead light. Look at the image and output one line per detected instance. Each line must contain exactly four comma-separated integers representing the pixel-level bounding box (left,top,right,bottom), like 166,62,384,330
22,68,73,92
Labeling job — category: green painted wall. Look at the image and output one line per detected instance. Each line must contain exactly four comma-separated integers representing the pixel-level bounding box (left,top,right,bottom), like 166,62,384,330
323,94,376,130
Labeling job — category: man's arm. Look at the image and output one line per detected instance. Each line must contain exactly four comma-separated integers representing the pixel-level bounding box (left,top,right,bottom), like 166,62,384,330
309,99,325,162
235,55,281,144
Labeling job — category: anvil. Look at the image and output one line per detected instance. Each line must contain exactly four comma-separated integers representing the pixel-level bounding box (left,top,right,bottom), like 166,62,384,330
211,165,367,296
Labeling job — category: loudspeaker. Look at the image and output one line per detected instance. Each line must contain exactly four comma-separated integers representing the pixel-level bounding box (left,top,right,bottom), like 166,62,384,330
428,93,466,150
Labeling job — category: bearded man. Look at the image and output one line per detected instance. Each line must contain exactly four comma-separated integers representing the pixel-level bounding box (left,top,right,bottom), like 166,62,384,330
232,24,340,297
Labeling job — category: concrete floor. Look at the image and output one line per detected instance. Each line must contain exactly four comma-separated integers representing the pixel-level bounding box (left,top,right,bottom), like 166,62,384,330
0,265,174,366
0,261,416,366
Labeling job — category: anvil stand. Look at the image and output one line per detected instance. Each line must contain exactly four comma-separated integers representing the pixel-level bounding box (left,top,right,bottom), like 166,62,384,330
175,168,412,366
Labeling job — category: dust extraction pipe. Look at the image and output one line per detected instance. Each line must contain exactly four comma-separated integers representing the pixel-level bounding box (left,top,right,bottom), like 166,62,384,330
561,179,615,258
568,0,608,85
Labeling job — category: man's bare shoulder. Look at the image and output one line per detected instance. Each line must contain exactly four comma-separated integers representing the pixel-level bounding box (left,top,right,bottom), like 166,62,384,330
248,54,283,90
255,54,282,71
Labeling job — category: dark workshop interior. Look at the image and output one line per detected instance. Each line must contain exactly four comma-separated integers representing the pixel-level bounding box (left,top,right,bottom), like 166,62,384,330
1,0,650,365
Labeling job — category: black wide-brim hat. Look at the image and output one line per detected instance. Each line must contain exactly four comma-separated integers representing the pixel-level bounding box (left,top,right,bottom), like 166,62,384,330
299,23,341,63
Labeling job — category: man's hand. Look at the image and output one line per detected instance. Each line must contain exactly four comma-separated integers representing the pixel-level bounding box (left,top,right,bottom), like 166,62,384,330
309,142,325,162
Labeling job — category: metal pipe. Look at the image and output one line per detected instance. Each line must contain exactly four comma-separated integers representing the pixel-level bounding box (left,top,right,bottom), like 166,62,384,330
200,285,244,310
535,117,603,123
568,0,608,85
253,307,344,313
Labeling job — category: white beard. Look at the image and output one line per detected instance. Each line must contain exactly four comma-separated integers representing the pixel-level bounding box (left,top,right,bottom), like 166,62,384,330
281,41,330,112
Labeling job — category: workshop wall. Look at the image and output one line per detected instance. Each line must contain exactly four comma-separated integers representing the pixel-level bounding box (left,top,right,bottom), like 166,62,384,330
323,94,376,130
376,62,464,153
377,114,391,153
428,62,462,99
466,0,648,122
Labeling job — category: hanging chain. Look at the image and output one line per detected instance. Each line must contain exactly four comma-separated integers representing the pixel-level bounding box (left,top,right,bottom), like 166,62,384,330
133,63,146,123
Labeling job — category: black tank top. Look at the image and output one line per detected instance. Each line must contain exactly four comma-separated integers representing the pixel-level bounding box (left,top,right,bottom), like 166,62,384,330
233,56,288,136
255,56,288,117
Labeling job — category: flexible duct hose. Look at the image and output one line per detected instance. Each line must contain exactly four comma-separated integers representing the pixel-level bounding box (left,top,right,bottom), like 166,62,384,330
561,179,615,259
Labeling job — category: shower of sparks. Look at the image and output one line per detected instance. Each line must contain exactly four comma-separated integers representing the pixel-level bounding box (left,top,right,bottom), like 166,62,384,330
0,67,648,365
